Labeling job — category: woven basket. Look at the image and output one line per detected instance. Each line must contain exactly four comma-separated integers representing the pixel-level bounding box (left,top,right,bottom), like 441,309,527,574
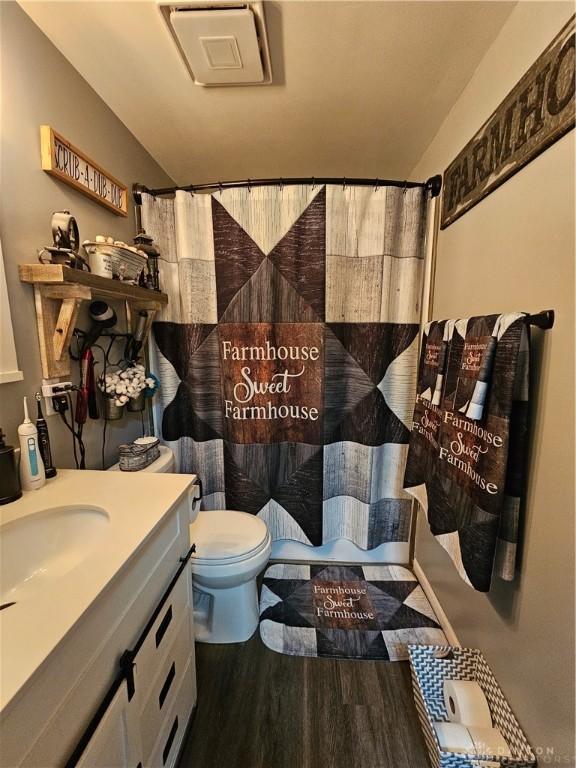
118,437,160,472
408,645,536,768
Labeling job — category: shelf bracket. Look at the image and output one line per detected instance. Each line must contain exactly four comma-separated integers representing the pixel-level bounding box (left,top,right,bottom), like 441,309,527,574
34,284,91,378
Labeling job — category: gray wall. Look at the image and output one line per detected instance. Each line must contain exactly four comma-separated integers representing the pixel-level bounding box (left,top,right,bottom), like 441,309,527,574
0,3,173,469
410,2,575,763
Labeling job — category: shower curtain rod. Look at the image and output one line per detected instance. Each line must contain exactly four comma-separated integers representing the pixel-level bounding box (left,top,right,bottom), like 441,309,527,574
133,174,443,201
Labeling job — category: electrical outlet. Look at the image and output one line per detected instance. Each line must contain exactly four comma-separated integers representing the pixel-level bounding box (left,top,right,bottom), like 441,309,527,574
41,380,73,416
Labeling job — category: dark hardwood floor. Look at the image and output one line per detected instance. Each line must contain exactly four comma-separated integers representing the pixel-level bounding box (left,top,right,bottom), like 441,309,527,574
177,633,431,768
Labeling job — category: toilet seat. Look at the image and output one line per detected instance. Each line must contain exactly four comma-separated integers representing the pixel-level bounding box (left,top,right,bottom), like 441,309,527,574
191,510,269,565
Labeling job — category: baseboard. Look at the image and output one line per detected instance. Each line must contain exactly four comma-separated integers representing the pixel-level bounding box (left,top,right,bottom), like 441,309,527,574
412,559,461,647
270,539,409,564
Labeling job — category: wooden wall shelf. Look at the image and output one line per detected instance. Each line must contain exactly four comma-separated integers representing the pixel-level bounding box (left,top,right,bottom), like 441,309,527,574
19,264,168,379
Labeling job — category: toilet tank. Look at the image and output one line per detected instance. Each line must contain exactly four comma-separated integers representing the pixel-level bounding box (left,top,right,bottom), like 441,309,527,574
107,446,200,524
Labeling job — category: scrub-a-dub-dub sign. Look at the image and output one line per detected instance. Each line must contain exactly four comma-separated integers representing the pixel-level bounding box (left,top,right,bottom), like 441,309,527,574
40,126,128,216
441,15,575,229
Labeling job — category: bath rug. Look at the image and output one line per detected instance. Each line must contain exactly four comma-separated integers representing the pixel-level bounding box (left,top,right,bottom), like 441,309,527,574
258,563,447,661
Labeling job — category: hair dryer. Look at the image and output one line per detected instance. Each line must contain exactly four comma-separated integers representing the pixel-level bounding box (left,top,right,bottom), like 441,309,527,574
81,301,117,353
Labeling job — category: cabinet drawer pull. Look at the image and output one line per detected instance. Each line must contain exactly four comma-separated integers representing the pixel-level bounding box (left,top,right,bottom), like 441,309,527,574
162,716,179,765
159,662,176,710
155,605,173,648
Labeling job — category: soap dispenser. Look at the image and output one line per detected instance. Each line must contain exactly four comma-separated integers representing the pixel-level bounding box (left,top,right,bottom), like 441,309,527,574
0,428,22,504
18,397,46,491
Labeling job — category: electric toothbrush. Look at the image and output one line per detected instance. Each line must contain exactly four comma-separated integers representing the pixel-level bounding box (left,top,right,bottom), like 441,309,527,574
18,396,46,491
35,393,57,478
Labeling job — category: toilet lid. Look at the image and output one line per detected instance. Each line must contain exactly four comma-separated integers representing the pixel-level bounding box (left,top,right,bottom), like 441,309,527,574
191,510,269,562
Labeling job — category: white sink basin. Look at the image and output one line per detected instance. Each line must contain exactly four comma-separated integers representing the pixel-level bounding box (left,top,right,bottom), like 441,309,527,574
0,505,110,604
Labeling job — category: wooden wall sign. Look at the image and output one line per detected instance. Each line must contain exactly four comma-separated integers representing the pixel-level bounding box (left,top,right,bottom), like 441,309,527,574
40,126,128,216
441,15,575,229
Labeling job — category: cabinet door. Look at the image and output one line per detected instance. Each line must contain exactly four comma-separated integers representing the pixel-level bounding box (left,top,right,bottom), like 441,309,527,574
75,680,142,768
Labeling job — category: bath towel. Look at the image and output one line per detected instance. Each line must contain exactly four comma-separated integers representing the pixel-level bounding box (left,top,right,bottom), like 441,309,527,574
403,313,530,591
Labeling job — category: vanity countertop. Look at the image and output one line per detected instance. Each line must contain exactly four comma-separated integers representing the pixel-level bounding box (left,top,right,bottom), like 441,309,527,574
0,469,196,713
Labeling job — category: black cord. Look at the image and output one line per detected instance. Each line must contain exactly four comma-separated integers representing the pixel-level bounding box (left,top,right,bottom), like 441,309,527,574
79,430,86,469
78,337,114,471
70,330,83,362
69,391,86,469
101,418,108,471
77,422,86,470
59,392,86,470
106,336,125,368
59,408,79,469
124,334,136,363
95,339,112,470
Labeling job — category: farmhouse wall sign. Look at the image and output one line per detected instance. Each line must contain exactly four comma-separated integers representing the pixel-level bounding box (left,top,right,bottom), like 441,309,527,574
40,126,128,216
441,15,575,229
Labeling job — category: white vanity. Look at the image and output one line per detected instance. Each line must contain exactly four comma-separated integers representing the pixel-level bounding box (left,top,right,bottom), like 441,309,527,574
0,470,199,768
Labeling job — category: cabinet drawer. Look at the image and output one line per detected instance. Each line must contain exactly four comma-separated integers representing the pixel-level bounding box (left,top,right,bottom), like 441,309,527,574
132,562,191,700
139,612,194,761
146,657,195,768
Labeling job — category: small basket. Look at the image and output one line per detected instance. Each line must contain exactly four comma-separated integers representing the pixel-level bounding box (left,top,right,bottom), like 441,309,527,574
118,437,160,472
83,242,147,285
408,645,536,768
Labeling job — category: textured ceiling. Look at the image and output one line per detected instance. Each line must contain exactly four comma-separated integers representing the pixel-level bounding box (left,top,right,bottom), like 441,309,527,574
20,1,516,185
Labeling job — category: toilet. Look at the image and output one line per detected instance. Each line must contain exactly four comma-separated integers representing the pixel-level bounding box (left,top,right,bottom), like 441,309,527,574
108,445,271,644
190,510,271,644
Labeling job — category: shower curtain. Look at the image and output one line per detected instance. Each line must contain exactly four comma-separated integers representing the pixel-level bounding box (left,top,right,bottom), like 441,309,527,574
142,184,429,550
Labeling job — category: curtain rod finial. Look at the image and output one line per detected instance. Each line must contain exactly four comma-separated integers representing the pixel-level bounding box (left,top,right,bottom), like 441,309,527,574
528,309,555,329
426,175,443,198
132,182,150,205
